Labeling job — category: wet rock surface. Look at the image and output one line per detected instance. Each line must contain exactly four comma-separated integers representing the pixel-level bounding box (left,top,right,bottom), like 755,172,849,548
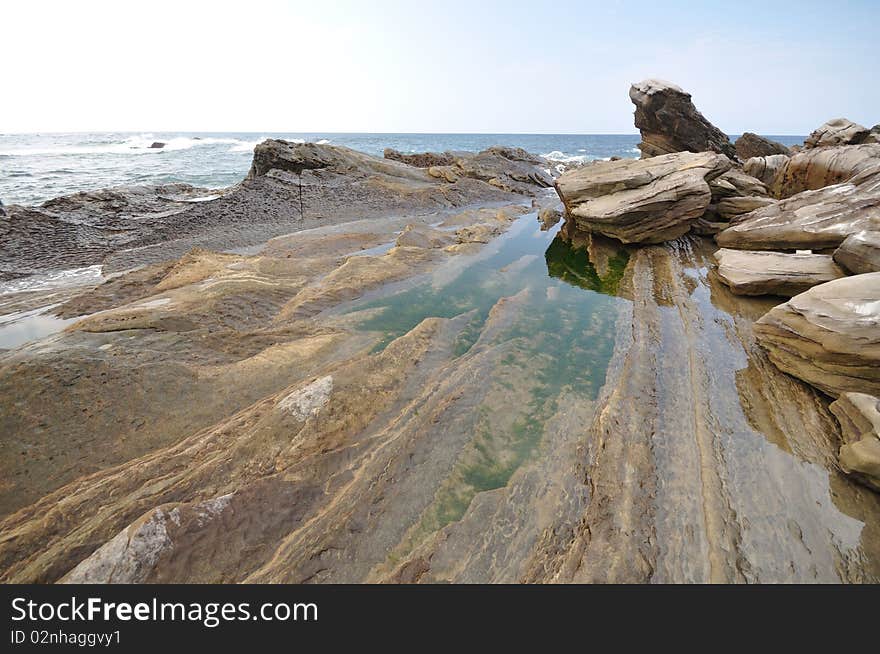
555,151,731,243
629,79,737,159
714,248,847,296
831,393,880,492
754,272,880,398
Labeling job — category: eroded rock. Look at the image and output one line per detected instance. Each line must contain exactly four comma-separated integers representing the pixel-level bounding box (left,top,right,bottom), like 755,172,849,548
734,133,790,160
805,118,872,149
555,150,731,244
714,248,846,296
833,231,880,274
769,144,880,198
629,79,736,159
754,272,880,397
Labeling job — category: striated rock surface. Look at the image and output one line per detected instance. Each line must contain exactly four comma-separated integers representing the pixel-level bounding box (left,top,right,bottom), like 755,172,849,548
555,151,730,244
805,118,872,149
714,248,846,296
834,231,880,274
383,148,456,168
734,133,790,160
717,163,880,250
769,144,880,198
629,79,736,159
830,393,880,492
426,147,554,196
743,154,790,189
754,272,880,398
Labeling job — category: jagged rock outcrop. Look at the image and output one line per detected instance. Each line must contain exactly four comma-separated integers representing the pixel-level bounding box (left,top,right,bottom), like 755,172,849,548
834,231,880,274
629,79,736,159
768,144,880,198
426,147,554,196
805,118,872,149
830,393,880,492
695,168,773,234
743,154,790,189
383,148,456,168
754,272,880,398
734,133,790,160
714,248,846,296
716,163,880,250
555,150,730,244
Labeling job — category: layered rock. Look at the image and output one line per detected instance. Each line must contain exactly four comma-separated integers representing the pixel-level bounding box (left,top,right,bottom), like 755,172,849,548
743,153,790,189
734,133,790,160
754,272,880,397
555,151,730,244
805,118,872,149
768,144,880,198
629,79,736,159
716,163,880,250
383,148,455,168
427,147,554,196
834,231,880,274
714,248,846,296
830,393,880,491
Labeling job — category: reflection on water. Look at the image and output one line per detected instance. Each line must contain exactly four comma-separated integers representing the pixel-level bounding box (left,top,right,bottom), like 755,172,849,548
0,305,75,349
348,213,630,530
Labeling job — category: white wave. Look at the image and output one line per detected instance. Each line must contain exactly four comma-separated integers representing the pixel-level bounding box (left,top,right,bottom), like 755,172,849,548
0,134,262,157
540,150,589,165
316,139,330,145
0,264,104,295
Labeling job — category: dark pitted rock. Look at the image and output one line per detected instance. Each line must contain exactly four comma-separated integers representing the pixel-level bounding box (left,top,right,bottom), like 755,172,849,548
769,144,880,198
714,248,846,296
834,231,880,274
383,148,455,168
555,150,731,244
743,154,790,189
805,118,871,149
734,133,790,160
717,163,880,250
830,392,880,492
629,79,736,159
754,272,880,398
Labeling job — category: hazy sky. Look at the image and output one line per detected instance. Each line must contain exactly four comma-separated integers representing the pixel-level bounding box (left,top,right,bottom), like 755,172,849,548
3,0,877,134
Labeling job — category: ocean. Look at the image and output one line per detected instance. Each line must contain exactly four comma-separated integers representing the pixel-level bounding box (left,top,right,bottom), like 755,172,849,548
0,132,807,206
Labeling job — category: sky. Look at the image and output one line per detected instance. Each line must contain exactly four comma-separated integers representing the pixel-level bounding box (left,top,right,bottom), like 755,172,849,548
2,0,877,134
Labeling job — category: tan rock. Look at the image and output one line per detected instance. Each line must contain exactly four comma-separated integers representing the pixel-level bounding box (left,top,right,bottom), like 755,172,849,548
555,150,731,244
754,272,880,397
717,163,880,250
833,231,880,274
769,144,880,198
829,392,880,492
713,248,846,296
743,153,790,189
805,118,871,149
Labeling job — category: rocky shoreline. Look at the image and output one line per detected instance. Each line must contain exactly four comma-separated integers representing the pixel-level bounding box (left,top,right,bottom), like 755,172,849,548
0,81,878,583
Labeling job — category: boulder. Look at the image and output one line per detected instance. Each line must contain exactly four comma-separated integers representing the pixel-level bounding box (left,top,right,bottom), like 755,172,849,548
149,142,165,149
538,207,562,231
804,118,871,149
829,392,880,492
743,154,790,189
451,147,553,195
709,168,769,199
713,248,846,296
769,144,880,198
754,272,880,398
629,79,737,159
734,133,790,160
833,231,880,274
555,150,731,244
714,196,777,221
383,148,455,168
716,163,880,250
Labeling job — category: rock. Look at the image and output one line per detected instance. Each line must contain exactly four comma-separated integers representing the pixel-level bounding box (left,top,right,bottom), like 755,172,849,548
714,196,777,221
149,142,165,149
805,118,871,149
713,248,846,296
829,393,880,492
629,79,737,159
395,223,454,249
769,144,880,198
743,154,790,189
709,168,769,199
834,231,880,274
734,133,790,160
383,148,455,168
555,150,731,244
451,147,553,196
716,163,880,250
754,272,880,398
538,207,562,231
